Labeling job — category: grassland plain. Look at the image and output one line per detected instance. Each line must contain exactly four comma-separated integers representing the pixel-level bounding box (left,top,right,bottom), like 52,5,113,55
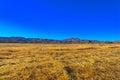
0,43,120,80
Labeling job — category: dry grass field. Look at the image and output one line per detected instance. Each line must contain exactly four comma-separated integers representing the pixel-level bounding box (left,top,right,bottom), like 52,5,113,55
0,43,120,80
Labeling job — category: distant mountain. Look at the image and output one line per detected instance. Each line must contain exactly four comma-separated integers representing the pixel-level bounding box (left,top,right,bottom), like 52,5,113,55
63,38,104,43
0,37,114,43
0,37,59,43
63,38,81,42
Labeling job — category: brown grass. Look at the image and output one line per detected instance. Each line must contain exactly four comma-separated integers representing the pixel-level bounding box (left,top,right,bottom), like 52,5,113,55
0,43,120,80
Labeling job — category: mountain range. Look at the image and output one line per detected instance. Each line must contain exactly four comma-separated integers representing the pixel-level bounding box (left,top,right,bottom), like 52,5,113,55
0,37,116,43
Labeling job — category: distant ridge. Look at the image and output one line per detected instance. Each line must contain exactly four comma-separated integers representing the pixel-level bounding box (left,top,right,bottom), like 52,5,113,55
0,37,115,43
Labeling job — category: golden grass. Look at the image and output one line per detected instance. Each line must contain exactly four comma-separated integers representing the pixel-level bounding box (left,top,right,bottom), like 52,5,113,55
0,43,120,80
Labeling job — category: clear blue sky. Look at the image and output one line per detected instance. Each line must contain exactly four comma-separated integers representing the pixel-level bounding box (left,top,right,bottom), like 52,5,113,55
0,0,120,40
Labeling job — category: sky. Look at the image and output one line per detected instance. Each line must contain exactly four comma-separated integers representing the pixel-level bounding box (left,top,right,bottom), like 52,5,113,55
0,0,120,41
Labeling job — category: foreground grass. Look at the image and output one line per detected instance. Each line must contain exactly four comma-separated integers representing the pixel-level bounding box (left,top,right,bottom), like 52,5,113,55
0,43,120,80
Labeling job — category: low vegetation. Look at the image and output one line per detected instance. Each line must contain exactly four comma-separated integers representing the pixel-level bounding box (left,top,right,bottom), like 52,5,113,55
0,43,120,80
